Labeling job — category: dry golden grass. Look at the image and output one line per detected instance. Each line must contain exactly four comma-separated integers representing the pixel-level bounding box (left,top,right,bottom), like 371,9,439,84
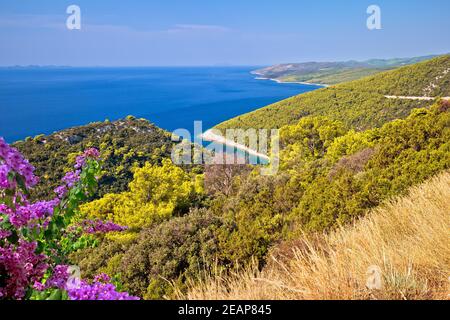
180,171,450,300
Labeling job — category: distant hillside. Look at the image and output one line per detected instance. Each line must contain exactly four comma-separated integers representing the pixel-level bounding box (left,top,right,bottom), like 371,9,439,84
252,55,437,85
14,117,173,200
217,55,450,132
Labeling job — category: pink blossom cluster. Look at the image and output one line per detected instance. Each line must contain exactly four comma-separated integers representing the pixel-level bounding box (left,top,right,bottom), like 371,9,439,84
0,139,134,300
0,240,48,299
0,137,39,188
74,148,101,170
44,264,71,290
62,170,81,188
0,199,59,228
0,164,10,189
54,185,68,199
79,218,127,234
0,229,12,239
60,148,101,190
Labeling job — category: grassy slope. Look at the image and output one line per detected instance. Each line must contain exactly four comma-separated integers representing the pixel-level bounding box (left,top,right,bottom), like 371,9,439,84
216,55,450,132
183,171,450,300
279,67,387,85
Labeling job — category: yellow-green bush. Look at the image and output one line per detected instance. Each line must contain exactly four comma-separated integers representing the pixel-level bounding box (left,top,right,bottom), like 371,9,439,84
81,159,204,230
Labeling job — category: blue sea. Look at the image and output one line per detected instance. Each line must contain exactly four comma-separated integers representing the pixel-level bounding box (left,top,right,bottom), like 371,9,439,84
0,67,321,142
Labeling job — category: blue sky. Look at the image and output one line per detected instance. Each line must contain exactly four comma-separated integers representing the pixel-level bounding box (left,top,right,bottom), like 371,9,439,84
0,0,449,66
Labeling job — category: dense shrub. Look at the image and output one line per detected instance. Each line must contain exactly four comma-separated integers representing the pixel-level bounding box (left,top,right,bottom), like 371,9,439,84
279,116,347,169
69,240,128,281
119,209,222,299
290,103,449,230
204,158,252,197
209,171,300,265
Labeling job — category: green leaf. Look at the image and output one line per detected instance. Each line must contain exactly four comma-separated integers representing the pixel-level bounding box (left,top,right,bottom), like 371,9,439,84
46,289,63,300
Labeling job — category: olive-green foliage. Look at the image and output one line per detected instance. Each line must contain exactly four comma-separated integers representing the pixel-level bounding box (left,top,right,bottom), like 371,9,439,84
342,55,450,97
292,107,449,230
290,103,449,231
14,117,173,200
211,172,298,265
279,116,347,168
69,103,449,298
71,209,221,300
216,55,450,131
119,209,221,299
216,87,427,132
212,102,449,264
70,240,127,281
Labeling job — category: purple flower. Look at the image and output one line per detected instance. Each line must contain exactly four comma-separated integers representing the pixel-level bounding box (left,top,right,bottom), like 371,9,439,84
0,229,12,239
0,164,12,188
94,273,111,283
0,203,9,214
0,137,38,188
74,148,100,169
4,199,59,228
45,265,71,290
79,219,127,234
54,185,68,198
33,281,46,291
74,155,85,170
67,275,139,300
42,267,139,300
0,137,9,157
62,170,81,188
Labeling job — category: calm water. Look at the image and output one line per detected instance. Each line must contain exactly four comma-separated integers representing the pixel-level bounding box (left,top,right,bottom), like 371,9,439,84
0,67,321,142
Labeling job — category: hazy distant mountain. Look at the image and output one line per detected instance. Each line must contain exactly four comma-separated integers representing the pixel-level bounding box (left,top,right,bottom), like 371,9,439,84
252,55,438,85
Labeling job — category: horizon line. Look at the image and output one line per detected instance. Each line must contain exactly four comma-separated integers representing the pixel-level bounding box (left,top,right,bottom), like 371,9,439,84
1,52,448,69
0,65,267,69
1,52,447,69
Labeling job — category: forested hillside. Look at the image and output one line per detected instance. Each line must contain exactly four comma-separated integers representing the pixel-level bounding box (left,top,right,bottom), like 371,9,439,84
217,55,450,131
14,117,173,200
